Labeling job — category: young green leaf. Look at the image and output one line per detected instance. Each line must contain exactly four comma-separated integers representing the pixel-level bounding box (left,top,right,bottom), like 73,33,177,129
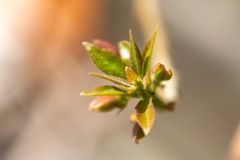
142,31,157,77
81,85,126,96
89,72,132,87
89,96,128,112
129,30,143,76
136,99,155,135
118,40,131,65
82,42,126,78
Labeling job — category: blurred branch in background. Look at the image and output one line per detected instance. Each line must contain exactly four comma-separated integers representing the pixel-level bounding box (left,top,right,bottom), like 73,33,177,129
228,126,240,160
133,0,179,105
134,1,240,159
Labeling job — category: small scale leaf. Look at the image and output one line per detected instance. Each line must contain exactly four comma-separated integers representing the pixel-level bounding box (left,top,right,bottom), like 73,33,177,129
165,102,176,112
132,123,145,144
129,30,143,76
89,72,132,87
118,40,131,65
142,31,157,77
81,86,126,96
89,96,128,112
143,74,151,89
125,66,138,84
136,99,155,135
82,42,126,78
153,63,172,84
135,99,148,113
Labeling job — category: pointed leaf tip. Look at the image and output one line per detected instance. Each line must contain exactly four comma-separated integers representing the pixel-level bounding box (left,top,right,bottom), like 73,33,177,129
142,31,157,76
81,85,126,96
82,41,92,50
129,30,143,76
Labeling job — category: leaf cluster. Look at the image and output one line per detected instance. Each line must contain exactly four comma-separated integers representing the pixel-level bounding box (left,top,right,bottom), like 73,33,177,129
81,30,173,143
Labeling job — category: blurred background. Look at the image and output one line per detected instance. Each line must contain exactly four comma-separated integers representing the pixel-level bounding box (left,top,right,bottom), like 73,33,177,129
0,0,240,160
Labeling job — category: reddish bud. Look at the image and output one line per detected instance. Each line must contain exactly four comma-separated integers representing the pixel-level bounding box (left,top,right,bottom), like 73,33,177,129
93,39,118,54
89,96,127,112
